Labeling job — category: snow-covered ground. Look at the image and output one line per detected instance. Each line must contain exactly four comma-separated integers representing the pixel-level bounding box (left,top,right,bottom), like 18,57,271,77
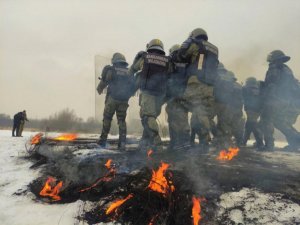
217,188,300,224
0,130,299,225
0,130,85,225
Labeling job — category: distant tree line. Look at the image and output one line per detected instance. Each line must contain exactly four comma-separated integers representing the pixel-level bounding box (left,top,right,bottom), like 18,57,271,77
0,108,143,135
1,108,289,140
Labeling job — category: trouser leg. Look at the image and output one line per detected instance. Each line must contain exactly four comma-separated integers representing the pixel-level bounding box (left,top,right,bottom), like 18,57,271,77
259,109,274,149
12,121,17,136
18,121,24,136
99,96,116,146
216,104,232,148
140,92,164,150
243,118,252,145
274,119,300,148
244,111,263,146
232,112,245,146
184,81,214,150
166,99,190,149
116,102,129,149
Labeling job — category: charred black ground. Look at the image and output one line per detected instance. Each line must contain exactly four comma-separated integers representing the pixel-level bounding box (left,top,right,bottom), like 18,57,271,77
25,137,300,225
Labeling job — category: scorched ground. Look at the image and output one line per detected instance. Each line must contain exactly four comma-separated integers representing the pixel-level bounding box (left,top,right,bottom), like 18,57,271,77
0,130,300,225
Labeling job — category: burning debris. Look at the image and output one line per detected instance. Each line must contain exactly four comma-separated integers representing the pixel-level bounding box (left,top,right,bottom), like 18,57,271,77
52,133,78,141
192,196,204,225
80,167,208,225
217,147,240,161
22,133,300,224
79,159,116,193
39,176,63,201
105,193,134,215
148,162,175,196
27,135,210,224
30,132,44,145
30,133,79,145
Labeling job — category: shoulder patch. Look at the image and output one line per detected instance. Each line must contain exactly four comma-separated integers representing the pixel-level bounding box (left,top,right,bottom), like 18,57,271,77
115,67,129,76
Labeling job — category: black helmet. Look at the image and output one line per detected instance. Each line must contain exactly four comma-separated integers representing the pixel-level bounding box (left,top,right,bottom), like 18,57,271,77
111,53,128,65
267,50,290,63
245,77,258,87
147,39,165,54
190,28,208,41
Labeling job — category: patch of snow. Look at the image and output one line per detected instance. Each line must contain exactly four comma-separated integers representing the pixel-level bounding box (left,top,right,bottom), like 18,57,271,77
217,188,300,225
0,130,86,225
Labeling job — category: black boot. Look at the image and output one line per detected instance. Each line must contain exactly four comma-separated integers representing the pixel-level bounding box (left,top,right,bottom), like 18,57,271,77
118,134,126,151
118,141,126,151
97,138,107,148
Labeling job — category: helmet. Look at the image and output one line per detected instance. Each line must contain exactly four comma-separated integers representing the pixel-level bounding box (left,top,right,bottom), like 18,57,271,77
147,39,165,53
111,53,127,65
190,28,208,41
267,50,290,63
169,44,180,55
245,77,258,87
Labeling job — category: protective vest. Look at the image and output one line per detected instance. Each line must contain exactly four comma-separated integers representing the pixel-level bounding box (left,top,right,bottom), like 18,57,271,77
140,52,170,95
242,85,261,112
187,40,219,85
166,62,187,98
214,78,243,108
108,66,134,101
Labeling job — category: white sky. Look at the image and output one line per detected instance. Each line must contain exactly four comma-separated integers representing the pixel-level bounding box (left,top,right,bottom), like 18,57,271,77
0,0,300,119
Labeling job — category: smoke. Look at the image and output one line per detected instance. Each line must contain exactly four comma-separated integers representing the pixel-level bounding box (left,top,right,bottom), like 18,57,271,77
1,0,300,126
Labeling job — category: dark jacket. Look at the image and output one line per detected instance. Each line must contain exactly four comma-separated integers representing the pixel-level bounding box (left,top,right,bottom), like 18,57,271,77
98,64,135,101
166,62,187,98
129,51,172,96
242,85,262,113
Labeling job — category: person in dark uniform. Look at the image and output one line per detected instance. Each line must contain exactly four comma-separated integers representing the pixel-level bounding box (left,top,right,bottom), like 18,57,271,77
18,110,29,137
242,77,264,149
260,50,300,151
129,39,172,151
97,53,135,150
214,71,244,148
166,44,190,150
171,28,219,151
12,110,25,137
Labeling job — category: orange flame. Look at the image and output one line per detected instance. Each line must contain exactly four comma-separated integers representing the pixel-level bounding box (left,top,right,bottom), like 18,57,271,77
52,133,78,141
192,196,202,225
147,149,154,158
79,159,115,192
148,162,175,195
105,159,112,169
148,214,158,225
106,194,133,215
30,133,43,145
39,177,63,201
217,147,240,161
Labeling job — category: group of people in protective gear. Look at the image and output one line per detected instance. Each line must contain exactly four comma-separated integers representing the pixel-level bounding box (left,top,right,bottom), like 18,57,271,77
97,28,300,152
12,110,28,137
